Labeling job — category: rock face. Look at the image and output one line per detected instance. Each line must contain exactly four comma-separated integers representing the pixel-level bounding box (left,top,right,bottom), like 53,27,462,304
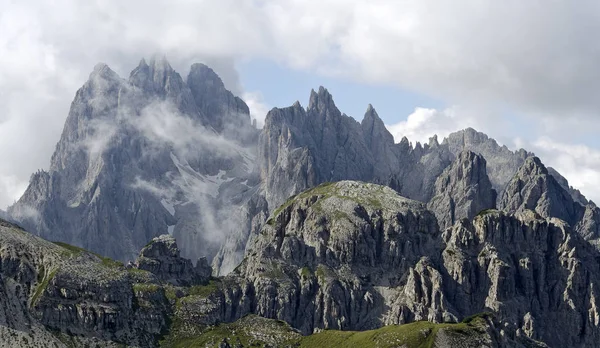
257,87,462,212
135,234,211,286
6,58,537,277
547,166,589,205
3,175,600,346
215,93,537,276
0,219,171,347
181,181,600,347
441,210,600,347
242,181,444,333
443,127,532,194
9,57,258,263
428,150,496,229
498,157,600,247
498,157,581,225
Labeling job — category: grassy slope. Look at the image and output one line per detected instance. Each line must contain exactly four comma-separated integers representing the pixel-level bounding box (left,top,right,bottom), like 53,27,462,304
161,314,492,348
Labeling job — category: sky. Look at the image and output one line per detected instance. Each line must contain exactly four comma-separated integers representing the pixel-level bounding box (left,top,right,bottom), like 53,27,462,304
2,0,600,207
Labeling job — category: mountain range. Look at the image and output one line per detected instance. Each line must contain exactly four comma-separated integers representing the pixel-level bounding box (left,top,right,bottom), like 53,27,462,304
2,57,600,347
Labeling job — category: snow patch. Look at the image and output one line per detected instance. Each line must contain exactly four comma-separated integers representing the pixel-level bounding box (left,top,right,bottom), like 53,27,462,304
169,152,235,198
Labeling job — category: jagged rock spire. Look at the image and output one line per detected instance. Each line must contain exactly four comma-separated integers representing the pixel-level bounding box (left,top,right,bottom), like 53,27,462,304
498,156,579,224
308,86,336,113
428,150,496,229
361,103,394,147
187,62,251,134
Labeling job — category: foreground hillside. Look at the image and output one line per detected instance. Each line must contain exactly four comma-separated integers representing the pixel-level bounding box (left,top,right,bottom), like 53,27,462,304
5,179,595,346
0,217,516,348
167,313,520,348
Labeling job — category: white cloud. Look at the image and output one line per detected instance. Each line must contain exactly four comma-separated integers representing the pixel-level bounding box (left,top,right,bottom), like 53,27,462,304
386,105,511,146
387,107,461,145
242,91,271,128
3,0,600,207
387,105,600,204
526,137,600,204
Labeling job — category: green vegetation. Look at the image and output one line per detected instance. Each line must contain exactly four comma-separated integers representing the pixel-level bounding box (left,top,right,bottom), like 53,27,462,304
461,312,493,324
160,315,300,348
160,313,492,348
299,316,488,348
188,280,221,298
267,182,391,226
52,241,86,256
132,283,161,293
100,257,123,268
164,286,179,302
52,241,123,268
31,267,58,306
476,208,499,217
262,261,286,279
127,268,149,276
269,182,336,223
300,266,312,278
327,209,352,223
315,264,331,281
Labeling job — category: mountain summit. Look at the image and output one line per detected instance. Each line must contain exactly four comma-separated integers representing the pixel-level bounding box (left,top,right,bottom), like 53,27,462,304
9,57,258,262
4,58,600,347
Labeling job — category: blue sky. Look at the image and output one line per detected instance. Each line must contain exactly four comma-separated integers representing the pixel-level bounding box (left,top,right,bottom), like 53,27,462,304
3,0,600,206
238,58,444,125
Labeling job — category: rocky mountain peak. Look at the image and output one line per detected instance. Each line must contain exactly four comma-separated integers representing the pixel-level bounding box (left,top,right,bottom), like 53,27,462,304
308,86,335,113
498,156,580,224
90,62,119,80
443,128,533,194
83,62,123,99
444,127,490,147
429,134,440,148
518,156,548,176
428,150,496,229
10,57,258,263
135,234,211,286
188,63,226,90
186,62,251,134
128,54,184,97
361,103,394,147
547,166,589,205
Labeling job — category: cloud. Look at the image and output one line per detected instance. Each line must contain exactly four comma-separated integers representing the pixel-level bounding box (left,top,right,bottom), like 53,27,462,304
522,137,600,204
242,91,271,128
3,0,600,207
387,107,462,145
132,101,242,159
386,105,513,146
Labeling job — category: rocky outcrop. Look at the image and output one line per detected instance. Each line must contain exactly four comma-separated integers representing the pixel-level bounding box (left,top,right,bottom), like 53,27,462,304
441,210,600,347
231,181,446,334
4,173,600,347
444,127,532,194
200,182,600,347
136,234,211,286
547,166,589,205
428,150,496,229
0,219,171,347
498,157,582,225
7,56,537,280
9,56,258,263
